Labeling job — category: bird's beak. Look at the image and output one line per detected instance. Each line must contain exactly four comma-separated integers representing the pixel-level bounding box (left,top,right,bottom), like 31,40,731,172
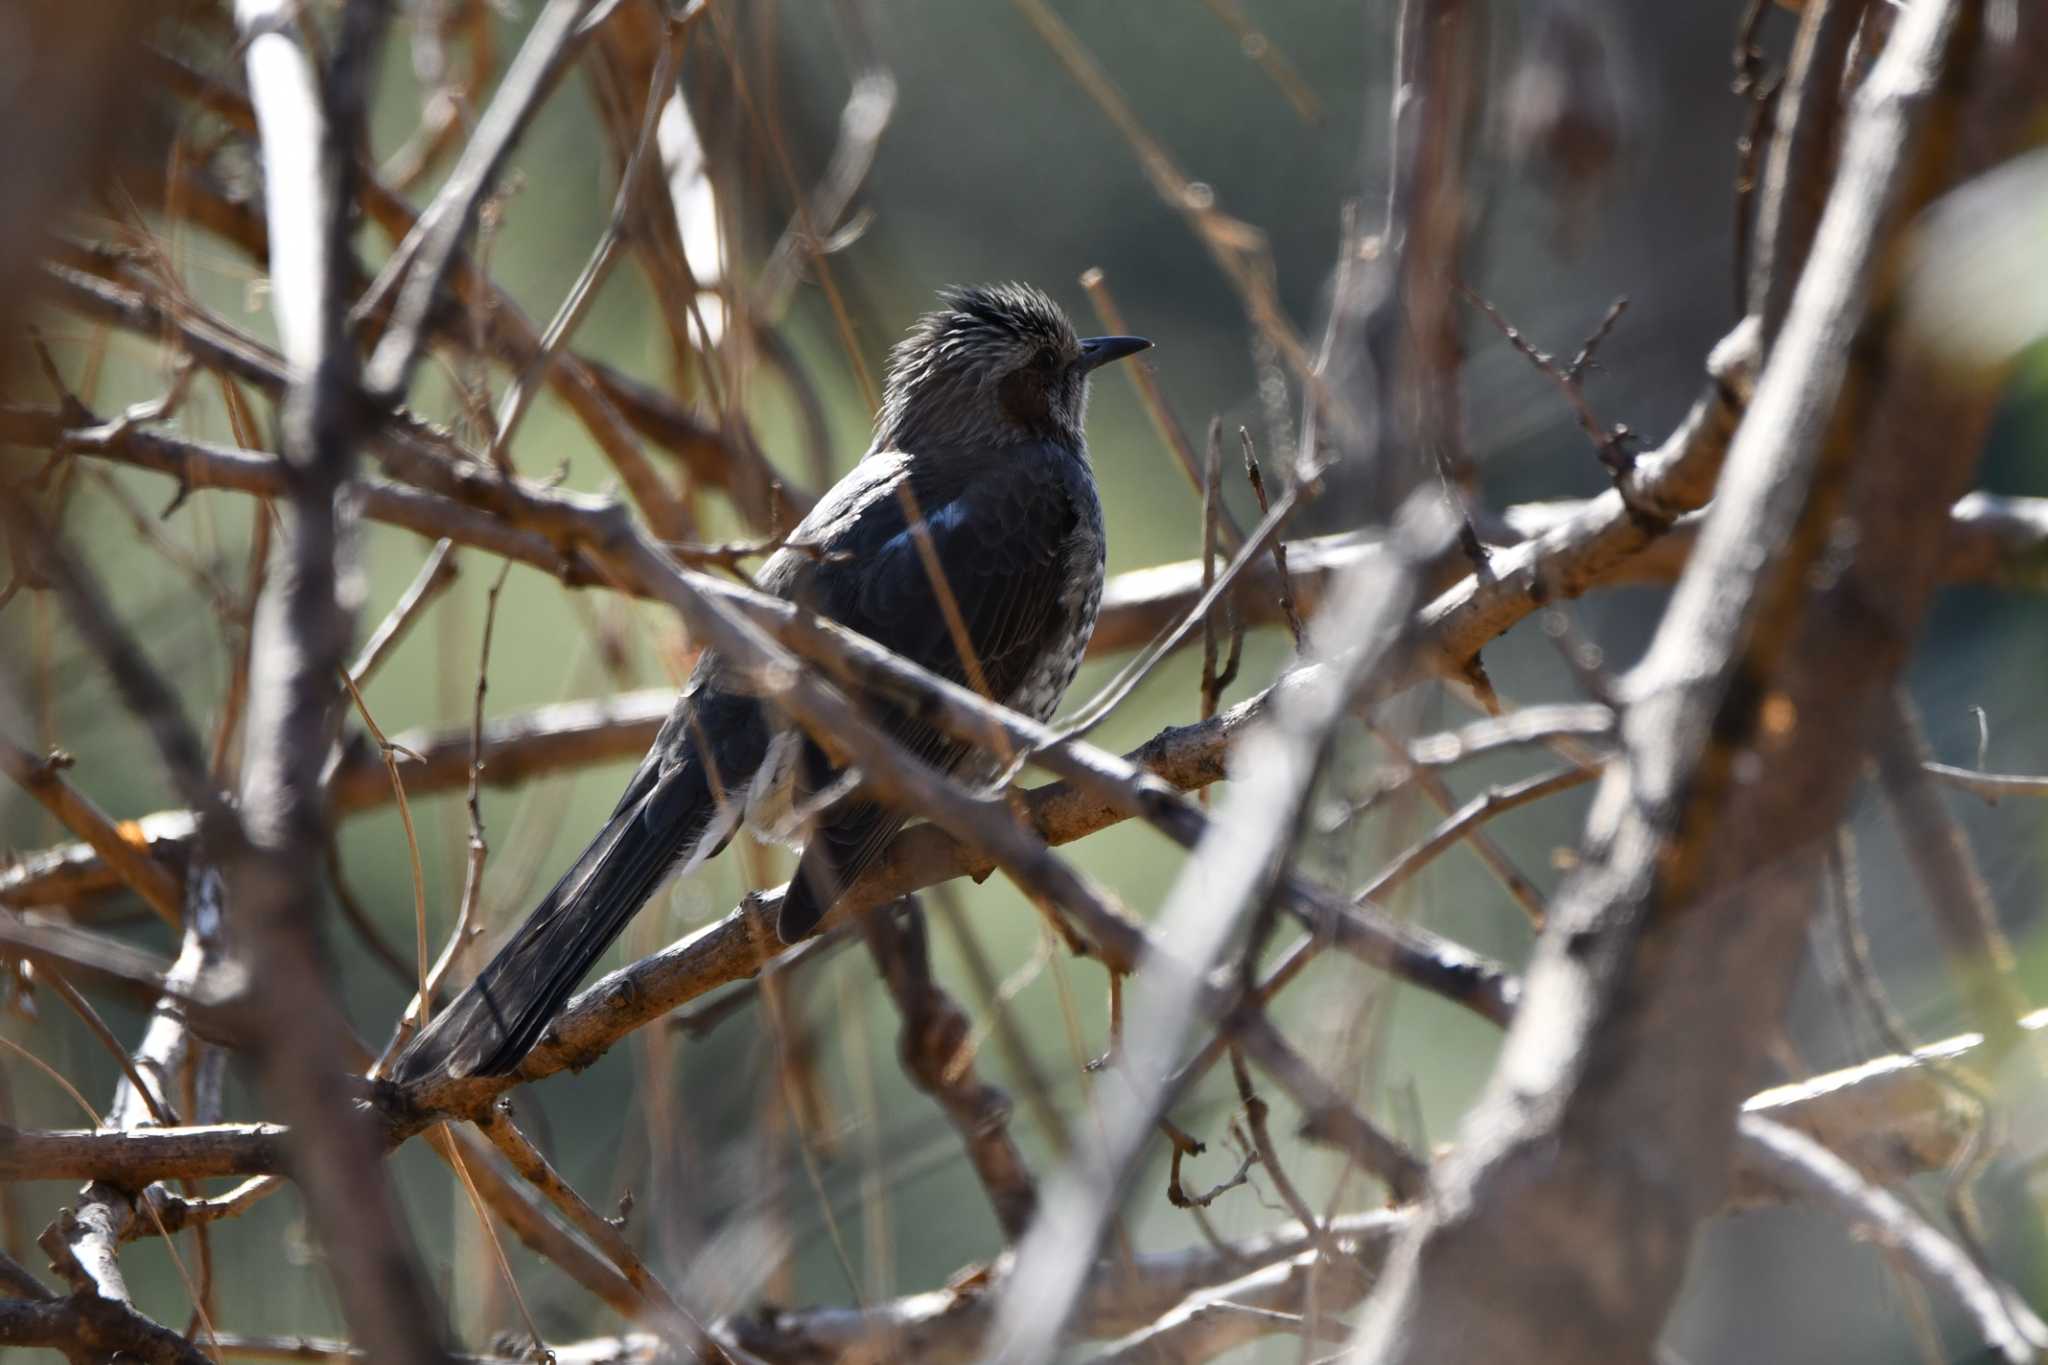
1077,335,1152,373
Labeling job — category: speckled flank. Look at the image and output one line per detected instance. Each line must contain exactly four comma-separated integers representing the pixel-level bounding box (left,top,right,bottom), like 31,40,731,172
1005,452,1106,728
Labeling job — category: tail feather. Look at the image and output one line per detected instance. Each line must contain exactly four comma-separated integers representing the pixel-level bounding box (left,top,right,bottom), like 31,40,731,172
776,799,907,942
393,693,765,1083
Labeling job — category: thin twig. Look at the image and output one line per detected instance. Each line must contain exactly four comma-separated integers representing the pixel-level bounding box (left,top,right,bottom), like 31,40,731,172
1231,1010,1427,1203
1199,417,1228,725
338,671,433,1073
347,538,459,686
482,27,691,545
361,0,596,400
474,1103,717,1353
1240,427,1304,647
1459,284,1636,475
1354,764,1595,910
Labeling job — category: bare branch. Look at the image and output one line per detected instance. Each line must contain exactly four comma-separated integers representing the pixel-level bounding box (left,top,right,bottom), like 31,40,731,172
360,0,596,402
0,1294,214,1365
471,1105,712,1345
991,497,1451,1363
1420,317,1757,671
137,44,794,524
1,503,226,821
347,539,460,687
1230,1008,1427,1201
861,900,1038,1239
429,1124,640,1318
1749,0,1873,343
0,741,183,925
1738,1115,2048,1363
231,2,455,1359
1349,5,2007,1357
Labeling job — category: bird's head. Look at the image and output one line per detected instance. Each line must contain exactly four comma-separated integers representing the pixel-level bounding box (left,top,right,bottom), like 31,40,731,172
875,283,1149,453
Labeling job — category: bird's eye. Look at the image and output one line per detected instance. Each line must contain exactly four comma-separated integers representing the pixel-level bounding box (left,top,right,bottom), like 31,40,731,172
1033,348,1058,372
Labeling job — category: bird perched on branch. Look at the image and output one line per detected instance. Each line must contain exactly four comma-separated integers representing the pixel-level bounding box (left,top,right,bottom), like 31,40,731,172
393,284,1148,1083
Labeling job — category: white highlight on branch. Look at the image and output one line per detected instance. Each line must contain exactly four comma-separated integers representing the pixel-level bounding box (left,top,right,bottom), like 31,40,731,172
236,0,329,377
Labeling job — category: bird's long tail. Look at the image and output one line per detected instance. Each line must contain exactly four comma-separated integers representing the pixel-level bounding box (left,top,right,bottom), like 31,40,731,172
392,696,762,1083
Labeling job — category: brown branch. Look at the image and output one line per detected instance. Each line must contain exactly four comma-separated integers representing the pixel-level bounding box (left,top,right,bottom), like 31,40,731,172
485,25,690,542
992,499,1452,1362
723,1209,1410,1363
724,1030,2020,1365
0,742,183,925
10,11,2044,1361
1387,0,1485,510
0,1253,49,1301
584,2,720,392
3,401,752,597
1924,761,2048,802
756,60,900,319
1237,428,1303,645
0,503,226,824
0,916,242,1034
1006,0,1339,436
1198,0,1323,124
32,861,231,1361
1107,484,2048,655
3,481,2031,888
1348,4,2003,1357
1368,719,1554,927
1355,764,1596,909
232,3,455,1360
1738,1114,2047,1362
1419,316,1757,670
199,1331,663,1363
14,514,2042,922
0,1293,214,1365
1,1012,2034,1365
861,900,1038,1239
347,538,459,686
252,516,1483,1117
139,45,793,525
20,992,2013,1188
1222,1049,1321,1238
471,1104,706,1339
7,1086,637,1336
24,293,2048,683
1197,416,1233,722
360,0,594,401
1459,285,1634,476
138,1175,283,1241
1750,0,1871,343
1229,1009,1427,1202
428,1124,641,1319
609,527,1145,974
1090,1242,1368,1364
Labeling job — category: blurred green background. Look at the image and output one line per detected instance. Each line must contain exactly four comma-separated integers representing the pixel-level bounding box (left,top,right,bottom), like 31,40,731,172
6,1,2048,1360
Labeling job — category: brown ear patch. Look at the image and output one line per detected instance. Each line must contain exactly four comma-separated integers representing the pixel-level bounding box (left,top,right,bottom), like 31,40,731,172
997,363,1056,436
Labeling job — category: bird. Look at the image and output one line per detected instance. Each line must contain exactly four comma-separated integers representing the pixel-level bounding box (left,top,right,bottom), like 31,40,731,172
392,283,1149,1084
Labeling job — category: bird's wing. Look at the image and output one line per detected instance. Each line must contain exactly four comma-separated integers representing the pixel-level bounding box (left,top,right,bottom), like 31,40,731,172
842,455,1083,697
774,450,1087,937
